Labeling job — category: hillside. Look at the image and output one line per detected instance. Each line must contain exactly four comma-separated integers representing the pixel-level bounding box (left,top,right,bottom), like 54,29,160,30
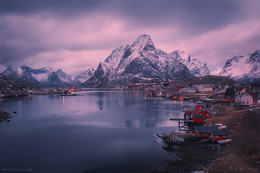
169,75,237,87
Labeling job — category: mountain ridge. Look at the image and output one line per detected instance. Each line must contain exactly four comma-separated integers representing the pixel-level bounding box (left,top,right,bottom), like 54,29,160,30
83,34,211,87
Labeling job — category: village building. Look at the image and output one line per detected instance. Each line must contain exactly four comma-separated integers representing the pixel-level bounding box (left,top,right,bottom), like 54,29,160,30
210,130,230,142
195,84,213,93
195,104,205,112
218,84,229,90
195,125,219,138
180,87,197,94
192,115,205,124
196,108,212,119
235,92,253,105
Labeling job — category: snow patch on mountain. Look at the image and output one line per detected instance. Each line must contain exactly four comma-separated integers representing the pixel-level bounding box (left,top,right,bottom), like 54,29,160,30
210,67,223,75
0,65,7,73
219,50,260,82
85,34,193,87
31,73,49,82
76,68,95,83
169,50,210,77
2,65,79,86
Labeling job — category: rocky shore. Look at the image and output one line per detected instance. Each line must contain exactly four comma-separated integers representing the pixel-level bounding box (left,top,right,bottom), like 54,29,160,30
151,104,260,173
204,105,260,173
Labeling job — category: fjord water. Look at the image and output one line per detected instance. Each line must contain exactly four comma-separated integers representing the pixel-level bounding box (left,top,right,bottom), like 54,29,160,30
0,91,187,173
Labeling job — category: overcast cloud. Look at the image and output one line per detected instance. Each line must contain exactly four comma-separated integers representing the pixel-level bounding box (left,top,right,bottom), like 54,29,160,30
0,0,259,74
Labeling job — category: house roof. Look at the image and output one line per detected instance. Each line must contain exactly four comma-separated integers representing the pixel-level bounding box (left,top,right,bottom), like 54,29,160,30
193,115,205,119
197,108,212,113
201,84,213,88
196,125,219,134
211,130,230,136
239,92,253,98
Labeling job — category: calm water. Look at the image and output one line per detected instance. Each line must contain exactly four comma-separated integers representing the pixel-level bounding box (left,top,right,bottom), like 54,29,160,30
0,91,193,173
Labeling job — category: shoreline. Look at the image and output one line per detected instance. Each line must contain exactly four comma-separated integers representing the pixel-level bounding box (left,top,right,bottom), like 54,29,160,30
152,104,260,173
204,104,260,173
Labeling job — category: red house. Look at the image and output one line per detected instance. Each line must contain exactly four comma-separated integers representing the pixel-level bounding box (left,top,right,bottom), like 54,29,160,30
196,108,212,119
195,104,205,112
193,115,205,124
195,125,219,138
185,104,205,114
210,130,230,142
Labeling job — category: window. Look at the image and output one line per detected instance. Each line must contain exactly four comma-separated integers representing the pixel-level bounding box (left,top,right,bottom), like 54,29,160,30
215,136,219,138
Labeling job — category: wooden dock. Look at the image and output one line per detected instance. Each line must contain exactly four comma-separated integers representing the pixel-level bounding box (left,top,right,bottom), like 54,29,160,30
157,131,199,147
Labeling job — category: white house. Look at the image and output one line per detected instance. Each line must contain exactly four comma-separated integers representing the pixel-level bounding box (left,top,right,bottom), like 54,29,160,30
235,92,253,105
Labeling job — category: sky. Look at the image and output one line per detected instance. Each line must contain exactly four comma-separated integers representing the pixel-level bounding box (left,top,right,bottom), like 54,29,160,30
0,0,260,75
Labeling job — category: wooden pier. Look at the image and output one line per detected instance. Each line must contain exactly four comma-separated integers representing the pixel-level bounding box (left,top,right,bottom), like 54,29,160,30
169,118,192,131
157,131,198,147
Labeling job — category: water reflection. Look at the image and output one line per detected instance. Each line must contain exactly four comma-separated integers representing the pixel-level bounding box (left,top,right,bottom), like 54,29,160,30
96,92,104,110
0,91,194,172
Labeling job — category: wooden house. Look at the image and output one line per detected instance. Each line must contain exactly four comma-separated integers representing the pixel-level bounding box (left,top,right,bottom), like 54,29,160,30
195,125,219,138
180,87,197,94
193,115,205,124
195,104,205,112
196,108,212,119
235,92,253,105
185,104,205,115
210,130,230,142
195,84,213,93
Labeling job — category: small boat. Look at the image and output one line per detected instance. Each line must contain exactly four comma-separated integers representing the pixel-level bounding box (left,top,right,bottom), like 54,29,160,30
60,89,77,96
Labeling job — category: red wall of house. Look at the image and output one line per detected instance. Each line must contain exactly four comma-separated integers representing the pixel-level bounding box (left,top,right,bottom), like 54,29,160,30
197,111,212,118
211,135,229,141
193,118,205,123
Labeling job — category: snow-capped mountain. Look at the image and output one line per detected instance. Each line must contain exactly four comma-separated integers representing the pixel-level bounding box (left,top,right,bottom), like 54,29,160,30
2,65,79,87
76,68,95,83
217,50,260,82
0,65,6,73
210,67,223,76
170,50,210,76
84,34,194,87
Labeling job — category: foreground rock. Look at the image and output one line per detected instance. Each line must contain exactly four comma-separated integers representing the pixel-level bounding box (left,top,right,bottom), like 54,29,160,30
0,110,12,122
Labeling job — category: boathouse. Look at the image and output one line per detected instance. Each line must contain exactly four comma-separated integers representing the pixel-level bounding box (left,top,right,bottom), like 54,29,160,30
210,130,230,142
195,126,219,138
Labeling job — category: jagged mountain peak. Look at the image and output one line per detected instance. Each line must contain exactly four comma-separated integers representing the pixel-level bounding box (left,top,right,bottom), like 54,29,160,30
132,34,155,51
3,65,15,74
76,68,95,83
84,34,194,87
217,50,260,82
246,50,260,64
2,65,79,87
187,55,191,63
169,50,209,77
104,45,127,68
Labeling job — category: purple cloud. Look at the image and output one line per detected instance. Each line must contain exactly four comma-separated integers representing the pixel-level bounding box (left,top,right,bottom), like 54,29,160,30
0,0,259,74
